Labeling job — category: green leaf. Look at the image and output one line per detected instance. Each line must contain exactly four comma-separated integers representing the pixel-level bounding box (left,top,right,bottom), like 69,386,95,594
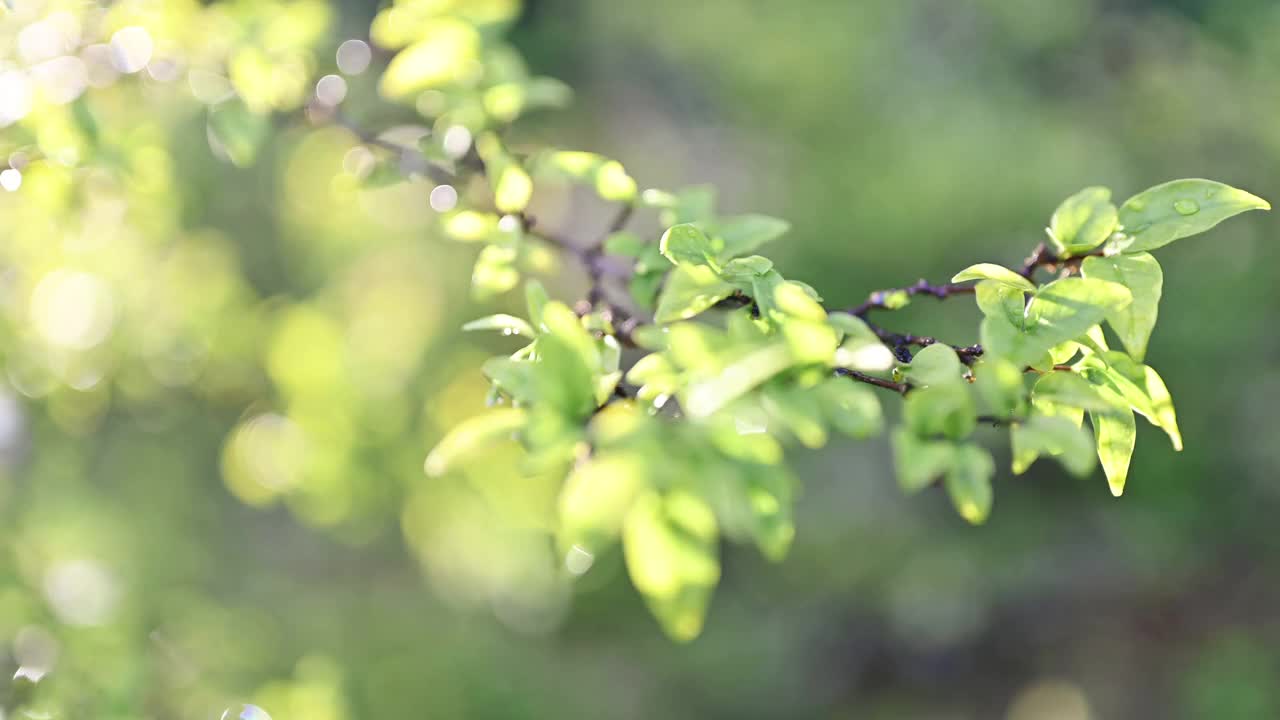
683,344,795,417
769,279,827,322
1049,186,1118,255
904,344,964,387
379,20,481,99
891,429,956,494
536,150,604,181
741,465,795,561
762,386,828,448
1081,253,1163,361
832,316,896,372
482,357,536,403
629,271,665,311
904,383,976,440
526,280,551,329
623,490,720,642
559,452,647,556
462,313,535,338
781,319,839,365
973,358,1027,419
471,245,520,299
982,278,1131,368
654,265,737,324
625,353,679,405
494,163,533,213
975,280,1027,327
820,378,884,439
1011,415,1096,477
1031,371,1120,413
595,160,637,202
1141,364,1182,452
1091,409,1136,497
207,100,270,168
711,215,790,261
533,302,600,419
826,314,874,341
1086,353,1182,451
952,264,1036,292
1080,353,1157,420
660,224,716,267
424,408,527,476
1118,179,1269,253
945,444,995,525
720,255,774,282
658,185,717,226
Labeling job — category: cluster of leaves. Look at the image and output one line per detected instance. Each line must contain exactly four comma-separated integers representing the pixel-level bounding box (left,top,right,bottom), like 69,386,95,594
432,159,1267,638
395,11,1271,636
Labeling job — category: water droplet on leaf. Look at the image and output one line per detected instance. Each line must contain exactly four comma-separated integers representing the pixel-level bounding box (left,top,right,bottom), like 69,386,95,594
1173,198,1199,215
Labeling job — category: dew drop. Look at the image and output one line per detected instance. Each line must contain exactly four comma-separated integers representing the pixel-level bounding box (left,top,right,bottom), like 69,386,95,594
1127,198,1145,212
1173,198,1199,216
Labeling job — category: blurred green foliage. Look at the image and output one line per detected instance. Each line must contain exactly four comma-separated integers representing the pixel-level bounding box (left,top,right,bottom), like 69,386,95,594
0,0,1277,718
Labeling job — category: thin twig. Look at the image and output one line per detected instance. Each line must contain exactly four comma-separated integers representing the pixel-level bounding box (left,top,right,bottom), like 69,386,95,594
835,368,910,394
847,278,976,317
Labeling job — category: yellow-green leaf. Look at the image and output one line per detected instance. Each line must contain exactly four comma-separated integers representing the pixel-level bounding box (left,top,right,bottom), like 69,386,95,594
1118,179,1269,254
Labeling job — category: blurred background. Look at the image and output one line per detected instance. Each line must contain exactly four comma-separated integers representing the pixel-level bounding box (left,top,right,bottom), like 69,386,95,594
1,0,1279,717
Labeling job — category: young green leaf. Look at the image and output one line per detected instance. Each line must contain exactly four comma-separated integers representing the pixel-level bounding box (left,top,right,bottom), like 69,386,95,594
660,224,717,267
711,215,790,261
461,313,536,338
424,408,528,476
494,163,533,213
595,160,638,202
1031,371,1120,413
905,344,964,387
1117,179,1269,253
762,385,828,448
946,445,995,525
820,379,884,439
1141,364,1182,452
623,491,721,642
1049,186,1118,255
379,20,480,99
975,280,1028,327
533,303,601,419
654,264,738,324
742,466,796,562
683,344,795,417
1011,415,1096,476
559,452,647,556
891,429,956,494
1091,409,1137,497
720,255,774,282
1086,353,1182,450
471,245,520,299
904,383,977,440
952,264,1036,292
482,357,537,403
525,280,551,329
982,278,1132,367
1081,253,1163,361
973,358,1028,419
